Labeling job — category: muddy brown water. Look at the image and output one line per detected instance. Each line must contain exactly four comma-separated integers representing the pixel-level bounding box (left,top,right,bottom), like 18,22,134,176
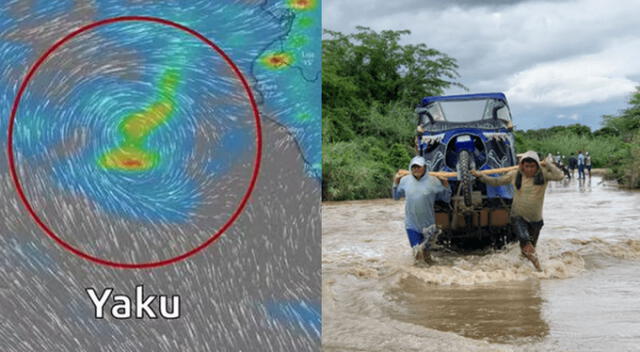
323,177,640,352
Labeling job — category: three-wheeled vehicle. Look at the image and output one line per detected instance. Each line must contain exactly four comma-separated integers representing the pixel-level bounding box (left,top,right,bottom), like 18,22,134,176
415,93,517,249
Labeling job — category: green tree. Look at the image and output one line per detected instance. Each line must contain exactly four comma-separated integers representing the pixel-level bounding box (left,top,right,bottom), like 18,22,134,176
598,87,640,185
323,27,462,109
593,126,619,137
322,27,463,200
602,87,640,142
514,87,640,188
565,124,592,137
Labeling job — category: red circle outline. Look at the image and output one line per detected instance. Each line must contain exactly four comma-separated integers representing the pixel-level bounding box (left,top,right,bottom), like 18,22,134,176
7,16,262,269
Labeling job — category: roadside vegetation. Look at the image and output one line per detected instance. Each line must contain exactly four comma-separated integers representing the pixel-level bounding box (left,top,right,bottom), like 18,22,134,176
322,27,640,200
322,27,462,201
516,90,640,188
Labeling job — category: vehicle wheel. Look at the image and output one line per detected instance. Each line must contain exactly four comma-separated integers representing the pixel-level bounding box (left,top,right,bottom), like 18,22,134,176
458,150,473,207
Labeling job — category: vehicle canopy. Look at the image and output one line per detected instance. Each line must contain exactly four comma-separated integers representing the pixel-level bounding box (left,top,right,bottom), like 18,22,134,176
417,92,512,125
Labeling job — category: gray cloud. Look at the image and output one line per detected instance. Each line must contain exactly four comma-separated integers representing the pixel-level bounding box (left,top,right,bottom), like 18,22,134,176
324,0,559,22
324,0,640,129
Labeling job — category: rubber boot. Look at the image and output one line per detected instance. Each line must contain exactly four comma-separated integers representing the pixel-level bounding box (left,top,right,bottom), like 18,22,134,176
521,243,542,272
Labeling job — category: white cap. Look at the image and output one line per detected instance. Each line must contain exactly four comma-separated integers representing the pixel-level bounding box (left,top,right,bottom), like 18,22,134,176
409,156,427,168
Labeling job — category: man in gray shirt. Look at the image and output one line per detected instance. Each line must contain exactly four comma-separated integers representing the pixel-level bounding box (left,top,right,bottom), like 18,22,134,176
393,156,451,262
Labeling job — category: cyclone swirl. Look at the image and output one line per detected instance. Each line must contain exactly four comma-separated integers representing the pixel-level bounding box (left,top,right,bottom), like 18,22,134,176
9,19,258,265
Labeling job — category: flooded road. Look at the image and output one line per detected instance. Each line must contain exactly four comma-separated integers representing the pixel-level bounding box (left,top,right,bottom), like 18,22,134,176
322,176,640,351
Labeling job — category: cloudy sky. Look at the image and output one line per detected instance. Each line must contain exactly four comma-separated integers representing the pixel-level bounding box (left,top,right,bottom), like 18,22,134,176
323,0,640,130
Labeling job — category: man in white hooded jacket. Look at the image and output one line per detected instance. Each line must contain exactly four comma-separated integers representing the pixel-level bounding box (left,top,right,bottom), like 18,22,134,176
393,156,451,263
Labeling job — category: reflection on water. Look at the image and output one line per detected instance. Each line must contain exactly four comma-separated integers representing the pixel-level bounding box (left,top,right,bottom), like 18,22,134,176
323,176,640,351
578,177,591,192
387,278,549,343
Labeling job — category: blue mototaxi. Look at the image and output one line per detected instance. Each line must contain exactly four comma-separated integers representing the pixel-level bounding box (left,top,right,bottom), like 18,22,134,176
415,93,518,249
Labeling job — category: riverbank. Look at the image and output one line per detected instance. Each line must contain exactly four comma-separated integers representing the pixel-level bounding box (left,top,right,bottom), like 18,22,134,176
589,168,609,176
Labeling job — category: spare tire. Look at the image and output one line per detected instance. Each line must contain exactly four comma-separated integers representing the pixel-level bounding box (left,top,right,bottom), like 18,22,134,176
458,150,473,207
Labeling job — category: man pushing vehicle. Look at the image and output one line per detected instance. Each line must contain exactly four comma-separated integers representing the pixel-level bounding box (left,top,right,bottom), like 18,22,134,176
471,151,564,271
393,156,451,263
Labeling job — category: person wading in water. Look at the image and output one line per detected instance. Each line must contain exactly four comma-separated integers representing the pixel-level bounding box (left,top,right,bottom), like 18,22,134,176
393,156,451,263
472,151,564,271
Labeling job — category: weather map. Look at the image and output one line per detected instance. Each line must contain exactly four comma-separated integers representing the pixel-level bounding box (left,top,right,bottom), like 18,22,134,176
254,0,321,177
1,0,320,261
0,1,320,351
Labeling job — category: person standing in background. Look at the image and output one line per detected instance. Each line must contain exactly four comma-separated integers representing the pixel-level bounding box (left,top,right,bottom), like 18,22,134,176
568,153,577,179
577,150,585,180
